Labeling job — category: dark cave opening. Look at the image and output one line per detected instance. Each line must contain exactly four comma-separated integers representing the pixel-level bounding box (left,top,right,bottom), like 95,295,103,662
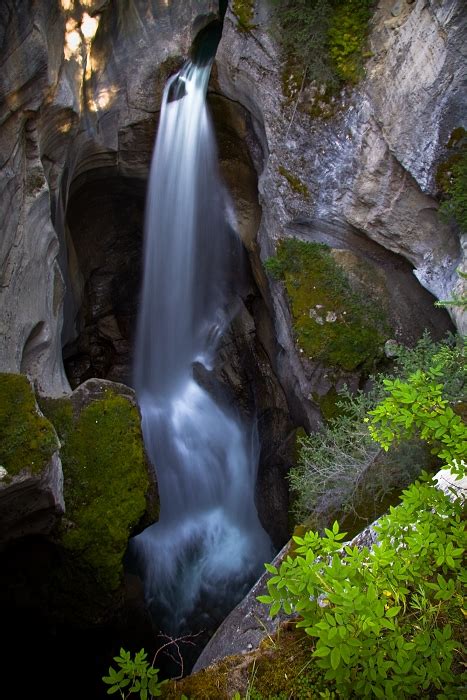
63,173,146,389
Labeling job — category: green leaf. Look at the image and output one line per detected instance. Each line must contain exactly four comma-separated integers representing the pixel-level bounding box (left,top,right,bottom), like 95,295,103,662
385,606,401,618
270,601,281,617
314,646,331,657
257,595,273,604
330,646,341,670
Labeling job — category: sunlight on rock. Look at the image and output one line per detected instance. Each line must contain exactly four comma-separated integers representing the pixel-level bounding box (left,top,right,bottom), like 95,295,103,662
88,85,119,112
64,18,82,61
59,121,72,134
81,12,99,40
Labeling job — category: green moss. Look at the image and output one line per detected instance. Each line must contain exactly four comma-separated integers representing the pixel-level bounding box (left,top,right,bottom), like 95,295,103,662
162,626,331,699
265,239,389,372
0,373,57,479
436,127,467,192
312,386,342,422
232,0,256,32
277,166,310,198
447,126,466,148
40,389,151,593
162,654,239,698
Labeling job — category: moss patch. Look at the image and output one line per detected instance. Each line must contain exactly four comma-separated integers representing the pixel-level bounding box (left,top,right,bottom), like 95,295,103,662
0,373,57,479
277,166,310,198
264,239,389,372
312,386,342,422
162,625,330,699
39,389,152,593
232,0,256,32
436,128,467,191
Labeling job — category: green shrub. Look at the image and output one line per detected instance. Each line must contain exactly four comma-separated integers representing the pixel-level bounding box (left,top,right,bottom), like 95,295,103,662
103,648,166,699
368,348,467,478
271,0,374,92
439,136,467,233
289,333,465,526
260,338,467,698
328,0,373,83
260,482,466,698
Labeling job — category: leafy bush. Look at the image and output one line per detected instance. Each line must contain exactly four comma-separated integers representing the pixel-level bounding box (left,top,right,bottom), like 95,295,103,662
368,369,466,478
103,648,166,699
271,0,374,90
289,333,465,524
260,483,465,698
260,337,467,698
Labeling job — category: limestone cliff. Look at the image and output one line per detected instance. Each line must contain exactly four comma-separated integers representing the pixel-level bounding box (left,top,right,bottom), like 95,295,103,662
212,0,465,426
0,0,218,396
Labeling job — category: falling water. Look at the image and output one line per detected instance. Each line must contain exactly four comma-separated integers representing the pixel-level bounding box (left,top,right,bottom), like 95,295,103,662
130,58,272,635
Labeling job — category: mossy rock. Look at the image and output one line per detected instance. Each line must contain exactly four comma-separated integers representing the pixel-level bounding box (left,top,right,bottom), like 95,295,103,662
39,379,158,613
232,0,256,33
264,239,390,373
278,165,310,198
312,386,342,422
162,624,330,699
0,373,58,481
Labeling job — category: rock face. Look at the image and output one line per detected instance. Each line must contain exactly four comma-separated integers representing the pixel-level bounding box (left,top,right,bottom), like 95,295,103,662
0,450,64,547
0,0,219,396
214,0,465,424
1,0,462,410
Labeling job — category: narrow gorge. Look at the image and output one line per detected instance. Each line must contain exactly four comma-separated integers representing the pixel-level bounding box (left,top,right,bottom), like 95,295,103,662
0,1,465,698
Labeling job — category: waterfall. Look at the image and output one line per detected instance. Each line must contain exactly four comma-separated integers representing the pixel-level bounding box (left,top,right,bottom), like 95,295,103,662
130,59,272,635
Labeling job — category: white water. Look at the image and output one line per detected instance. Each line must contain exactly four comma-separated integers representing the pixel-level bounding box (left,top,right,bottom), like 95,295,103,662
131,61,272,634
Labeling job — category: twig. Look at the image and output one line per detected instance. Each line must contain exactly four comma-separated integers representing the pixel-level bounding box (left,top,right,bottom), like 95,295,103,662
152,631,204,681
284,66,307,141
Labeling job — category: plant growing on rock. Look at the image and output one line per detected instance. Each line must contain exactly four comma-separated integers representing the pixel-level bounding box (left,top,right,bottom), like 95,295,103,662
260,338,466,698
232,0,256,32
289,333,465,526
439,140,467,233
264,238,389,372
0,373,58,479
271,0,374,99
103,648,166,699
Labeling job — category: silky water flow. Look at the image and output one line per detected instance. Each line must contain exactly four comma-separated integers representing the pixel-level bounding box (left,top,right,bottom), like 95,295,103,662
130,59,272,635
